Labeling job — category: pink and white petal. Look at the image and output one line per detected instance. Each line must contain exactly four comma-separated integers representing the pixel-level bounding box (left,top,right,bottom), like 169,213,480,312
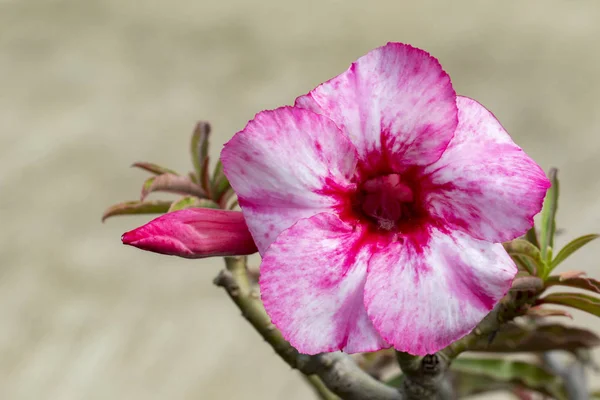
260,213,389,354
423,96,551,243
364,227,517,355
295,42,458,172
221,106,358,254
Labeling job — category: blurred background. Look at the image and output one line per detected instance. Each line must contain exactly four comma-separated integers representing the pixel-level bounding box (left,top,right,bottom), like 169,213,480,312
1,0,600,399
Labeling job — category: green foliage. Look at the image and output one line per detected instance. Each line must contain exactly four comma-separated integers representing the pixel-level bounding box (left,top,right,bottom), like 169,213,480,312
190,121,211,184
101,200,172,222
468,322,599,353
452,357,568,399
503,239,543,276
539,292,600,318
131,161,179,176
551,234,599,270
140,173,206,201
168,196,219,212
539,168,559,267
545,273,600,294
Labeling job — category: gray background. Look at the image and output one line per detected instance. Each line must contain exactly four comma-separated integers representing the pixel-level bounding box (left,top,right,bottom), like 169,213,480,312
1,0,600,399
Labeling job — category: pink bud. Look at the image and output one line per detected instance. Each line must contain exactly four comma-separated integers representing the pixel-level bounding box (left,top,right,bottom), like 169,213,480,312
122,208,257,258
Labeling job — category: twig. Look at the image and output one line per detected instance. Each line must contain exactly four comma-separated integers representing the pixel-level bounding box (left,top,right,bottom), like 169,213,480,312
214,256,402,400
216,256,542,400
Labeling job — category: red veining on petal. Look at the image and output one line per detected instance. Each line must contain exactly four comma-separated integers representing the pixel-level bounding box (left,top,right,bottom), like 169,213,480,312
441,242,497,311
321,164,445,255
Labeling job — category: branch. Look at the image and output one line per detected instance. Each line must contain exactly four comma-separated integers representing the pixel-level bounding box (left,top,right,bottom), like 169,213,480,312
214,256,402,400
396,353,453,400
395,288,540,399
216,257,541,400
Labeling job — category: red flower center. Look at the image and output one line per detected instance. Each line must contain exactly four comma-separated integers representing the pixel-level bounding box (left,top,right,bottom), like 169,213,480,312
359,173,416,230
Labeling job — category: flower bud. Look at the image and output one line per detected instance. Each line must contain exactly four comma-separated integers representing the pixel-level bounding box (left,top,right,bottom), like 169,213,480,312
122,208,257,258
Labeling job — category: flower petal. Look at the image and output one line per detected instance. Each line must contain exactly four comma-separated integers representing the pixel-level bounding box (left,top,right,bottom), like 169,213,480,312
364,227,517,355
423,96,551,242
260,213,389,354
121,209,257,258
295,42,457,173
221,106,358,254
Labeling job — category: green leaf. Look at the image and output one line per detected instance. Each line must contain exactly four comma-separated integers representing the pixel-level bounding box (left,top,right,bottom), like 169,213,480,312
168,196,220,212
503,239,545,276
211,160,231,202
141,173,206,201
453,370,516,397
218,187,236,209
131,162,179,176
551,234,599,269
546,273,600,295
539,292,600,317
524,226,540,248
468,322,599,353
452,357,567,399
513,255,537,276
526,306,573,319
190,121,211,184
539,168,559,264
228,199,239,210
101,200,171,222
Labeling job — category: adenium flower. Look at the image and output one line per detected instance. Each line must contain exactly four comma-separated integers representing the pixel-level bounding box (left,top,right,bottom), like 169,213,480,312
220,43,550,355
122,208,257,258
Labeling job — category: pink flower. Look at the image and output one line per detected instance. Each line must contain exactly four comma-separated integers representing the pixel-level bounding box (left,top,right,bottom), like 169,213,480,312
122,209,258,258
221,43,550,356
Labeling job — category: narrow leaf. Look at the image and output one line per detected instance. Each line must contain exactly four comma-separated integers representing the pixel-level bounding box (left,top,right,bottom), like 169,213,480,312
526,307,573,319
190,121,211,184
452,357,567,399
546,273,600,295
211,160,231,202
539,168,559,262
539,292,600,317
513,255,537,276
228,199,239,210
141,174,206,200
218,187,236,209
131,162,178,176
503,239,544,276
525,226,540,248
468,322,599,353
102,200,171,222
559,270,587,280
453,370,521,397
168,196,220,212
551,234,599,269
200,156,211,193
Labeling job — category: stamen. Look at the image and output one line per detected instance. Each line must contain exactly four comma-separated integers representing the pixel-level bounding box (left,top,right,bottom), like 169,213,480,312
360,174,415,229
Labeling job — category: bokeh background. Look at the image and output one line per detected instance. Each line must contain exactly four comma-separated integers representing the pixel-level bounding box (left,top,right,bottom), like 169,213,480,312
2,0,600,399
